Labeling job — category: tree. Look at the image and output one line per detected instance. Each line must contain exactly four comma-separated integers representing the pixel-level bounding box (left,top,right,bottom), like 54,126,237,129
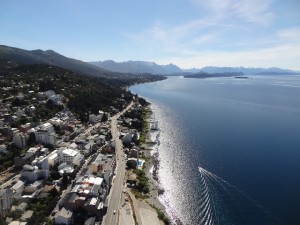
49,187,59,197
61,173,68,189
101,113,108,122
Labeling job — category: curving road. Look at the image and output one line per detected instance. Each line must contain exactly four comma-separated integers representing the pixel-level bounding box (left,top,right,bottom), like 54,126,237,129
103,102,133,225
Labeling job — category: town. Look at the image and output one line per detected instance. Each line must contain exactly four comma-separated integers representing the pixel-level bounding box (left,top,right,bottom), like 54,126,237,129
0,62,167,225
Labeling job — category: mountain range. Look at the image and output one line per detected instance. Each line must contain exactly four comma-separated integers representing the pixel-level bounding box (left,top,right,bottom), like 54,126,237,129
90,60,182,74
1,45,299,76
90,60,299,75
185,66,299,75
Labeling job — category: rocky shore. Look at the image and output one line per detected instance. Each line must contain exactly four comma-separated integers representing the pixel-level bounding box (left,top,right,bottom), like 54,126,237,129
139,105,169,223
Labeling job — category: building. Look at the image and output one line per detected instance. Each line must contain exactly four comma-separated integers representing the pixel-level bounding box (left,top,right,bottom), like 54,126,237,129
120,132,133,144
13,132,27,148
49,94,64,105
21,156,49,182
130,146,140,158
45,90,55,98
34,122,56,146
12,180,25,200
54,207,73,225
89,154,116,177
48,150,59,167
0,188,13,216
58,148,84,166
21,165,39,182
48,117,64,128
89,114,97,124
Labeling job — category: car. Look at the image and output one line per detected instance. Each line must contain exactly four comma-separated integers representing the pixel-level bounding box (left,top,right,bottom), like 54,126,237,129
113,210,116,214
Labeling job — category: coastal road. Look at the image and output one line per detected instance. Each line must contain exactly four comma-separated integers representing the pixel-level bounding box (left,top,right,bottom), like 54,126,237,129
104,102,133,225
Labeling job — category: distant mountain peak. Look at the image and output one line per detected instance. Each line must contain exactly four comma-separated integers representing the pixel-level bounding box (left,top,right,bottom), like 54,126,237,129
89,60,181,74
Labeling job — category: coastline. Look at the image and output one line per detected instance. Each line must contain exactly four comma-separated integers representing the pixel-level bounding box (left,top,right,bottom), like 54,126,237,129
138,104,169,224
139,102,183,225
141,103,184,225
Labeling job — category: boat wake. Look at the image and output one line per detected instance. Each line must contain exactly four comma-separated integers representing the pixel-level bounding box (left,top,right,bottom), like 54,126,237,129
197,166,283,225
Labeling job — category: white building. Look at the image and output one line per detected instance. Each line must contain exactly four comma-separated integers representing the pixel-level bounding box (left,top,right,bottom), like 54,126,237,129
13,132,27,148
0,188,13,215
48,150,59,166
59,148,83,166
34,122,56,146
12,180,25,200
48,117,64,128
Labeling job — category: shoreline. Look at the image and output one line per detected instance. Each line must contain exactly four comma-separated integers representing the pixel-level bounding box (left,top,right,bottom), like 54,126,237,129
142,103,184,225
140,103,182,225
140,104,169,222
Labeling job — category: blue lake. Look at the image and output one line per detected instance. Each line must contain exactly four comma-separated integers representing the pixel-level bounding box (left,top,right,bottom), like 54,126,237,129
130,75,300,225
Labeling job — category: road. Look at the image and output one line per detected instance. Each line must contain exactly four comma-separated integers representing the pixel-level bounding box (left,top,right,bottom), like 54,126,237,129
104,102,133,225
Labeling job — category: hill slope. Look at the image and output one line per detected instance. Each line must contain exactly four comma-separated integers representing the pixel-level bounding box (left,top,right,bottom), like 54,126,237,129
0,45,114,77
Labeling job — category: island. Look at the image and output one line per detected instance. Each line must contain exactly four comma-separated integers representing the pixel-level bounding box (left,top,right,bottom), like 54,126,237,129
184,71,244,79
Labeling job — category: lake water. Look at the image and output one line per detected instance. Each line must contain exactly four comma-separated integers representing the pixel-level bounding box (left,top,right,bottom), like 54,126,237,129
130,75,300,225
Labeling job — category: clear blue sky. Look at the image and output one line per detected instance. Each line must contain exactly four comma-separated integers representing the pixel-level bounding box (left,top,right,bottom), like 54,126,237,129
1,0,300,69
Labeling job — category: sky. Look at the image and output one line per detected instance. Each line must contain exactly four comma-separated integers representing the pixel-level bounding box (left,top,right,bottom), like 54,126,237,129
1,0,300,70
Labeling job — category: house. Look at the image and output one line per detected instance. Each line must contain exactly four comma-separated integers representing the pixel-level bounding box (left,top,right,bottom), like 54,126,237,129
49,94,64,105
0,188,13,216
45,90,55,98
120,131,134,144
89,114,97,124
130,146,140,158
133,102,142,111
54,207,73,225
104,140,116,154
0,144,7,154
13,132,27,148
25,105,36,116
20,210,33,222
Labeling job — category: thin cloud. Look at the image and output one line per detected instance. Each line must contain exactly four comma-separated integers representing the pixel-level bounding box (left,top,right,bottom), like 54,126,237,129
277,26,300,41
190,0,274,25
159,43,300,70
